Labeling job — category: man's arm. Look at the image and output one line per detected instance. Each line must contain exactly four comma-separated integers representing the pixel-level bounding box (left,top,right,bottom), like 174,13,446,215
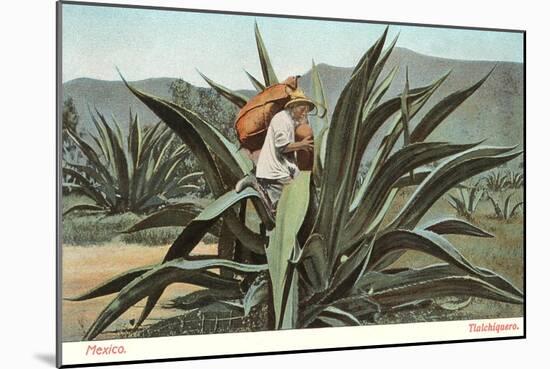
283,136,314,153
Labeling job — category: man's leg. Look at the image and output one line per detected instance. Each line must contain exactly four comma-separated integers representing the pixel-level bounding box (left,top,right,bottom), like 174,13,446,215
235,174,276,229
257,177,292,213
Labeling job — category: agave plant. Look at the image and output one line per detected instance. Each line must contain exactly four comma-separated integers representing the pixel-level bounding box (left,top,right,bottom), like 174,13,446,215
67,25,523,340
483,170,510,192
447,182,484,220
62,109,203,215
506,169,524,189
487,193,523,220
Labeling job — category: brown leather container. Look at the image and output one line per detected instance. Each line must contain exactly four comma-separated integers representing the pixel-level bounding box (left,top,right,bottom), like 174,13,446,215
295,123,314,170
235,76,298,151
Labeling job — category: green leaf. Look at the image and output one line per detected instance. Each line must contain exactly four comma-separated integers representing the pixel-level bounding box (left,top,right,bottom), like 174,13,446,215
326,236,373,301
197,69,248,108
164,288,243,310
347,142,478,243
358,71,450,164
62,167,110,208
95,110,130,204
266,172,311,329
355,264,523,308
63,203,106,216
83,263,242,340
350,71,451,212
254,21,278,86
401,66,412,146
244,69,266,92
243,278,269,316
121,208,200,234
298,233,329,295
64,266,154,301
315,306,361,327
312,126,328,187
119,73,232,196
309,60,330,136
410,66,496,143
315,42,375,270
392,168,432,188
368,230,491,275
388,146,521,230
164,187,266,262
65,129,115,189
423,218,493,238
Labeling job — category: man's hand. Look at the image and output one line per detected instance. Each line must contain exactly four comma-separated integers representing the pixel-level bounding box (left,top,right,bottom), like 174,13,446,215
284,136,314,153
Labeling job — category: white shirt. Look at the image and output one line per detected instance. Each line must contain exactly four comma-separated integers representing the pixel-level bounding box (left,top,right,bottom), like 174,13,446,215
256,110,300,180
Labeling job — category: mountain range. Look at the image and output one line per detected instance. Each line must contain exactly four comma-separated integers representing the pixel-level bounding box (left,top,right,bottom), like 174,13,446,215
63,47,524,157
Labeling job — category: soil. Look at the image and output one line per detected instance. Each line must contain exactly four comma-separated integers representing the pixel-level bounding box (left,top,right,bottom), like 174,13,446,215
61,242,217,342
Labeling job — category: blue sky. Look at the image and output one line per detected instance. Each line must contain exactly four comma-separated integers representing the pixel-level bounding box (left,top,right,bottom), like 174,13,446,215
62,3,524,89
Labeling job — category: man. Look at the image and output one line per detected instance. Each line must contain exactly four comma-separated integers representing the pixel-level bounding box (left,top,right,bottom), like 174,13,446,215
236,90,315,216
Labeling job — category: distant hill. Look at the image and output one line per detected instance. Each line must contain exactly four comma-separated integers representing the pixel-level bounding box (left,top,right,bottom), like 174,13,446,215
298,48,523,150
63,47,523,158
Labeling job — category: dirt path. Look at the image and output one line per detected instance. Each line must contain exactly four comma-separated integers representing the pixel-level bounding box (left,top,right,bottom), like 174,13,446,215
61,242,217,342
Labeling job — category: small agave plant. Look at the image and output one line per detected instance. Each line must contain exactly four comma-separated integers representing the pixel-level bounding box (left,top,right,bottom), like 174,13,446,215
487,193,524,220
67,24,523,339
447,181,484,220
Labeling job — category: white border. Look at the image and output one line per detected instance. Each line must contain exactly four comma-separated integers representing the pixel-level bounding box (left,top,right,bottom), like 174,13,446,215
62,318,524,366
5,0,547,368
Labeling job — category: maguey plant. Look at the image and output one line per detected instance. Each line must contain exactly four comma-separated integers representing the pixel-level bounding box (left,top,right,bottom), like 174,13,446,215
62,109,202,215
67,25,523,339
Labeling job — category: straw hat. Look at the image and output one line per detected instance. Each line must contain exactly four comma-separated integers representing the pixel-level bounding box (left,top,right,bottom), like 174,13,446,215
284,89,316,112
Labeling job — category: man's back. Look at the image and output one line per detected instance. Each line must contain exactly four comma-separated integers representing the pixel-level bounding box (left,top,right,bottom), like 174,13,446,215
256,110,299,180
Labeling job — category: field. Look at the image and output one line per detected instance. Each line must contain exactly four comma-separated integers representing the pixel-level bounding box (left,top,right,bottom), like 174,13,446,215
61,185,524,342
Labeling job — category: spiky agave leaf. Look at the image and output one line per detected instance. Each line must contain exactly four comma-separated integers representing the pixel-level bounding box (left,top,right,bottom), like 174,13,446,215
254,21,278,86
310,60,330,186
309,60,330,136
121,207,201,234
422,218,493,238
314,306,361,327
61,167,111,209
64,129,115,193
299,293,379,328
367,229,493,274
350,71,451,212
94,110,130,207
389,146,521,230
266,172,311,329
197,69,248,108
322,236,374,301
298,233,329,295
392,167,432,188
314,36,379,273
354,264,523,309
346,142,479,245
83,257,266,340
410,65,496,143
65,265,155,301
243,277,269,316
244,69,265,92
131,187,268,330
119,73,247,196
63,203,107,216
163,288,244,310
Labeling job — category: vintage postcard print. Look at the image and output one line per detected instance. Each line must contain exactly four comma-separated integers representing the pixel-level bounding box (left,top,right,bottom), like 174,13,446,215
57,1,525,366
